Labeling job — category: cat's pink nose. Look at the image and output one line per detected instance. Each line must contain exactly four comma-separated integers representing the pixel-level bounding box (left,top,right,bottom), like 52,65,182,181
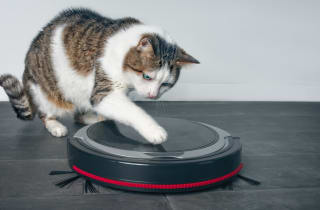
148,93,157,98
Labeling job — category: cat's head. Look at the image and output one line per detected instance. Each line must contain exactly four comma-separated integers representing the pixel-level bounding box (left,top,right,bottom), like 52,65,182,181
123,33,199,99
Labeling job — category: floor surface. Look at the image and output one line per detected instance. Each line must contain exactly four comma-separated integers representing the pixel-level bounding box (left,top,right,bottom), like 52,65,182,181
0,101,319,210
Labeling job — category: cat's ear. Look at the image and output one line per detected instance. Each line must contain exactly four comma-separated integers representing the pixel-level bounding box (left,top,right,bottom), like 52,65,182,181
176,49,200,65
137,36,154,54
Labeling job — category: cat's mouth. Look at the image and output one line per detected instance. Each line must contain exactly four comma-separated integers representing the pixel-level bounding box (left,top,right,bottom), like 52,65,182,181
147,94,160,100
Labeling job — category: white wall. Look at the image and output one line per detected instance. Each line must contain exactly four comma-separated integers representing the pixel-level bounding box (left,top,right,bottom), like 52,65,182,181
0,0,319,101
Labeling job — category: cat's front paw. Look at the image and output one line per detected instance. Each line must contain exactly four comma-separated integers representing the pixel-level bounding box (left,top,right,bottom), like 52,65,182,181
45,120,68,137
142,125,168,144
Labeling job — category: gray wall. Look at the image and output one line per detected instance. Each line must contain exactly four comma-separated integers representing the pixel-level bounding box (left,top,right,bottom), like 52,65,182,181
1,0,319,101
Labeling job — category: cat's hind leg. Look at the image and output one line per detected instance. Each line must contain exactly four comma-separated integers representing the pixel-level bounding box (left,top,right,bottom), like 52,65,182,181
40,114,68,137
30,83,69,138
74,110,105,125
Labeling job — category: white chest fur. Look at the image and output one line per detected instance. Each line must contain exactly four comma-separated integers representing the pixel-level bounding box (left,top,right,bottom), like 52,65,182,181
51,25,95,111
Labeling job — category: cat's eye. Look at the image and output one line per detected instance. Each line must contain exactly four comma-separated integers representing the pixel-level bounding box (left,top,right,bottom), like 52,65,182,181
162,83,171,87
142,73,152,81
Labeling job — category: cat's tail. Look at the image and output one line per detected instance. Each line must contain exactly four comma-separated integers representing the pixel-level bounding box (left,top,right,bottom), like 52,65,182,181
0,74,34,120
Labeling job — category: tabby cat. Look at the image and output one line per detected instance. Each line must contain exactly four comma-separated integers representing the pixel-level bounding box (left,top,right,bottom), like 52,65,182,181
0,8,199,144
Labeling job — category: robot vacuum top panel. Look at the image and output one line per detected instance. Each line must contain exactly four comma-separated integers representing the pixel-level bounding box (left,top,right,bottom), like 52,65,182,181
73,117,230,160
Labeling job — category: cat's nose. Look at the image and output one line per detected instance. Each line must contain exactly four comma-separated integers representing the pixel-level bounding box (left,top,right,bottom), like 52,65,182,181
148,93,157,99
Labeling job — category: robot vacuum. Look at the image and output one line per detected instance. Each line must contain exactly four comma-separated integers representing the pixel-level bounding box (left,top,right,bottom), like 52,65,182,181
68,117,242,193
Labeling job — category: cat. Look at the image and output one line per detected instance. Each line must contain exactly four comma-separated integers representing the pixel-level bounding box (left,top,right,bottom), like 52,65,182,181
0,8,199,144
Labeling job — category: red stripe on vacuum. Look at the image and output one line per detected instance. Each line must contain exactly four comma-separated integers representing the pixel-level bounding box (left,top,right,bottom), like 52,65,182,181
72,163,243,189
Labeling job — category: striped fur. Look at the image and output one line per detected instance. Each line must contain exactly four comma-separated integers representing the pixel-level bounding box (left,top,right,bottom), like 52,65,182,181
0,74,34,120
0,8,199,141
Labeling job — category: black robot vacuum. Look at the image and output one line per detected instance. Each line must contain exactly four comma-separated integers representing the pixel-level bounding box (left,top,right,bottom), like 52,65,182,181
67,117,242,193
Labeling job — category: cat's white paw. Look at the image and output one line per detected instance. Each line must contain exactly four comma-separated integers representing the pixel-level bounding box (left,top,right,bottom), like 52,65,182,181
45,120,68,137
142,125,168,144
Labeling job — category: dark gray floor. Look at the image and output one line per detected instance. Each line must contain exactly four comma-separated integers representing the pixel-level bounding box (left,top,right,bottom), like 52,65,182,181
0,101,320,210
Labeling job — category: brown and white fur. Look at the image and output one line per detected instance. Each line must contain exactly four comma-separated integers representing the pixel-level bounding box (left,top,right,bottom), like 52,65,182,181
0,8,199,144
